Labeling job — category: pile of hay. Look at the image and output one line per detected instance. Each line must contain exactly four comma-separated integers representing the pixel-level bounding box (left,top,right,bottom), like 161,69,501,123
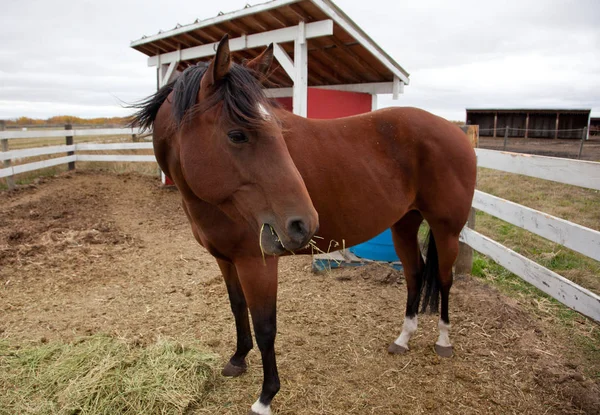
0,335,218,414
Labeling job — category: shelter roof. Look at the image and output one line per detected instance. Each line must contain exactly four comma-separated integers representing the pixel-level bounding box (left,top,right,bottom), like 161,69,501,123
466,108,591,115
130,0,409,88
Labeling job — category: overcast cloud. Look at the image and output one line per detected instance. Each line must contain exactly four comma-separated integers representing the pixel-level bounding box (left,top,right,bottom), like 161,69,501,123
1,0,598,121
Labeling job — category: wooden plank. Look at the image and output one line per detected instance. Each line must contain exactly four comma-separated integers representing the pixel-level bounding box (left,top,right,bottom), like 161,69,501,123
147,20,334,66
0,129,71,139
131,0,300,48
0,145,76,161
310,0,409,84
0,156,76,178
0,128,146,140
76,143,154,151
475,149,600,191
265,82,394,98
76,155,156,163
72,128,144,137
473,190,600,262
460,227,600,322
0,143,152,162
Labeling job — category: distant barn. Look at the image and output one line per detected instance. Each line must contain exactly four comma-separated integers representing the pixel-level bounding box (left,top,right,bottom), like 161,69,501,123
466,109,591,139
590,117,600,136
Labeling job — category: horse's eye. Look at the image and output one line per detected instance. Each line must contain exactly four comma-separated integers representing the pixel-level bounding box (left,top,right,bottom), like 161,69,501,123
227,131,248,144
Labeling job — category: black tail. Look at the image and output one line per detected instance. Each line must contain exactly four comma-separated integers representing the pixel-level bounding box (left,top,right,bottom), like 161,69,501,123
420,231,440,314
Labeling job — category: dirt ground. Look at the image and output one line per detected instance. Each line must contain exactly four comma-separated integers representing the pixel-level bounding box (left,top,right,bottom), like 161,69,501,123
478,135,600,161
1,171,599,414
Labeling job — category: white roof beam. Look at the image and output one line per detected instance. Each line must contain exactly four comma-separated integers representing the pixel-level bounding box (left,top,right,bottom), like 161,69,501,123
264,82,396,98
148,20,334,67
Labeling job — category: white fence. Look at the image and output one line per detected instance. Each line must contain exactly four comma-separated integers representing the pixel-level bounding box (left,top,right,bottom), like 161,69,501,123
1,129,599,322
0,127,155,183
463,149,600,322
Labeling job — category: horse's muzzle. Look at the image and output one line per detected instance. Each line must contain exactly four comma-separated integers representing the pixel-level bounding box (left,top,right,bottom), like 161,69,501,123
260,217,315,255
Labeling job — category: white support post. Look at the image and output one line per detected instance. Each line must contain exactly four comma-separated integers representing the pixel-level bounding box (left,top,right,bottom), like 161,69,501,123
392,76,404,100
158,61,178,185
293,21,308,117
371,94,378,111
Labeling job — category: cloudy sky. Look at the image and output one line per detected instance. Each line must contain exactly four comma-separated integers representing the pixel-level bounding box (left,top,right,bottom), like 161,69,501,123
1,0,598,121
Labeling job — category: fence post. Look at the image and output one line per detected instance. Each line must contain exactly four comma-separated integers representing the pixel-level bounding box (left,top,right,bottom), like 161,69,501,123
578,126,587,160
503,126,509,151
1,120,15,190
65,124,75,171
455,207,476,276
455,129,477,276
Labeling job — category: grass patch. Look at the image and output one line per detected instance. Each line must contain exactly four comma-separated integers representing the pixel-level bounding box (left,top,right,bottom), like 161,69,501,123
0,335,218,415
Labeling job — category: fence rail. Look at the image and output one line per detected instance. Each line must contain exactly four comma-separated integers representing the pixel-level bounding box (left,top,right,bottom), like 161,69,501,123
472,190,600,262
460,228,600,321
0,127,145,140
467,148,600,322
1,128,599,322
0,127,155,182
477,148,600,190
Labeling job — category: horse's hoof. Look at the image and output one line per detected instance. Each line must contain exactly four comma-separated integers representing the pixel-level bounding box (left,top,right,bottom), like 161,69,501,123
222,361,247,377
435,344,453,358
387,342,409,354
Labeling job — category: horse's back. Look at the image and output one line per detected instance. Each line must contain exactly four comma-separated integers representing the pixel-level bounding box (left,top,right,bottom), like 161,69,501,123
279,106,477,248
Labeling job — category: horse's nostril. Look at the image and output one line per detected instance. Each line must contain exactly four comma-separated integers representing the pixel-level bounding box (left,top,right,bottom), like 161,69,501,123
287,218,308,241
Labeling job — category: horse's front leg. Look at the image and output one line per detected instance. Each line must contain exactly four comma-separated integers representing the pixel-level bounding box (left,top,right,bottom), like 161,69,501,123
217,258,253,377
235,256,280,415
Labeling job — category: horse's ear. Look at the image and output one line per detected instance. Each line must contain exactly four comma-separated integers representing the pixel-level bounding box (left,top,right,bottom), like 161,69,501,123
245,43,274,76
202,34,231,88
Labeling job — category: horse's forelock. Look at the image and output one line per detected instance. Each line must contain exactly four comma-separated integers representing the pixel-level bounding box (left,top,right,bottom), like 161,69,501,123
174,62,275,131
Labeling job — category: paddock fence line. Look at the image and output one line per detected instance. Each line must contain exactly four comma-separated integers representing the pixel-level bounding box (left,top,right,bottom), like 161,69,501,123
462,149,600,322
477,126,591,160
0,125,155,188
1,128,599,321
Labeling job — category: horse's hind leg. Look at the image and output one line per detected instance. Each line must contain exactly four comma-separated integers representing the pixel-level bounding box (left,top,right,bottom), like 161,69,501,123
217,258,253,376
425,220,461,358
388,210,424,354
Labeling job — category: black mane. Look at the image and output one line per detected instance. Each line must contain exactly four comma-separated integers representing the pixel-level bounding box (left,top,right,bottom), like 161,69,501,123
130,62,273,132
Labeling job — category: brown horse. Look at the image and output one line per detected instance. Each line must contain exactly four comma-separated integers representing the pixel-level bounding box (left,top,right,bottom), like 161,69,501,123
132,35,476,415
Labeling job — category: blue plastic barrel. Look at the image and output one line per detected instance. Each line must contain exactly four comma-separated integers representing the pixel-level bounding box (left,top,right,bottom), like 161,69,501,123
349,228,399,262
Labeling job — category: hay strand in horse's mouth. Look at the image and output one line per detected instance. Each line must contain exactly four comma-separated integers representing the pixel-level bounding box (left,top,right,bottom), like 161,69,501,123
259,223,267,265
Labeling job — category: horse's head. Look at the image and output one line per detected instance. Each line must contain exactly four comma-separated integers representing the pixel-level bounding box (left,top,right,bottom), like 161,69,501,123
176,35,318,255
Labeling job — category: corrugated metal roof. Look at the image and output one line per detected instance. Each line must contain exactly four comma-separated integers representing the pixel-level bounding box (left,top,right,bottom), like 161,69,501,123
130,0,409,88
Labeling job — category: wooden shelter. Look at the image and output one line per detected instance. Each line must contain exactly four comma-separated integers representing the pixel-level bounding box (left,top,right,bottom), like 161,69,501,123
130,0,410,117
466,109,591,139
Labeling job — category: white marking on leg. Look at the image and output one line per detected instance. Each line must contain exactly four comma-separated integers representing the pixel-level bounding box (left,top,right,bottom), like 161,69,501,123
393,315,418,349
251,399,272,415
436,319,452,348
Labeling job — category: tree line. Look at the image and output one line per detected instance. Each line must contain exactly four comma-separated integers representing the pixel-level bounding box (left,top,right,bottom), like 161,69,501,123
5,116,130,126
